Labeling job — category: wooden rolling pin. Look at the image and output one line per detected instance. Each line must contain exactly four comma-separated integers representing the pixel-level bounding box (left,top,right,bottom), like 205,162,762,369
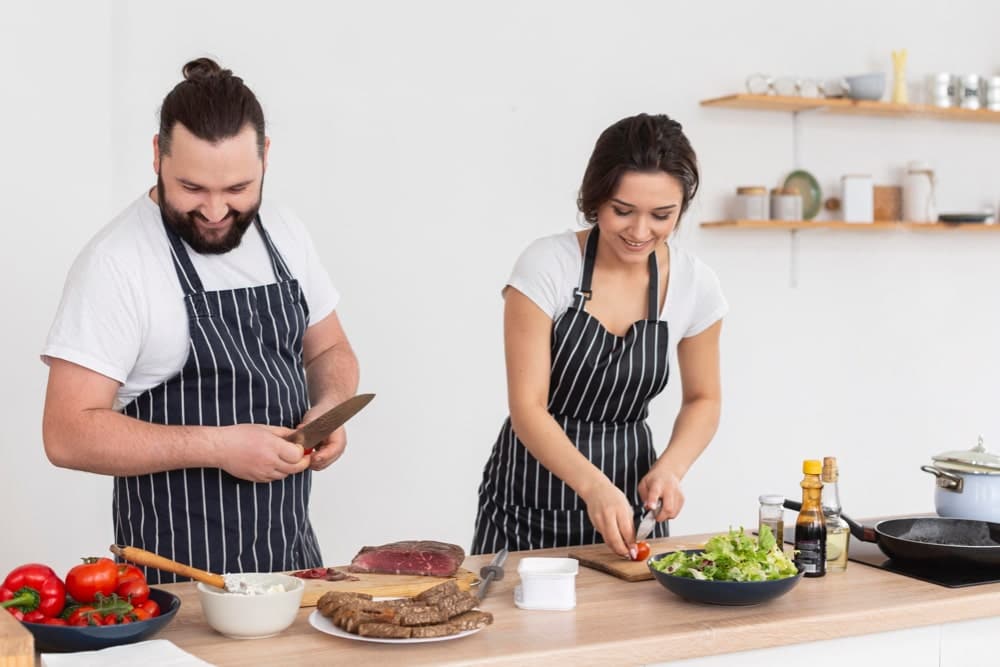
110,544,226,589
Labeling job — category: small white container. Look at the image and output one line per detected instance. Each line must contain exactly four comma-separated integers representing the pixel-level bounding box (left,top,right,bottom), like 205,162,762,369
841,174,874,223
769,187,802,221
514,557,578,611
735,186,769,220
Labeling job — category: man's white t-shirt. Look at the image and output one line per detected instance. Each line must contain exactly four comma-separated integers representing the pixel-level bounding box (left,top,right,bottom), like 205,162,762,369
507,231,727,360
42,193,340,410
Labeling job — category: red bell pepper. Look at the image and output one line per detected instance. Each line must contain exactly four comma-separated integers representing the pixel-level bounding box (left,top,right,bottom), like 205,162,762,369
0,563,66,618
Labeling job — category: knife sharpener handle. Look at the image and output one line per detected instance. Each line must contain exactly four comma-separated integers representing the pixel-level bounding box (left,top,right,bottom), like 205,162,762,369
110,544,226,589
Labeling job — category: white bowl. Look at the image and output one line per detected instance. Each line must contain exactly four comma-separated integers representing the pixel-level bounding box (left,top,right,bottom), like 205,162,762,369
197,573,304,639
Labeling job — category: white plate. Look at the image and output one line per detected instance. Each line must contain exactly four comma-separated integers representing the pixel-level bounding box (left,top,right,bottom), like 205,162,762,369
308,609,485,644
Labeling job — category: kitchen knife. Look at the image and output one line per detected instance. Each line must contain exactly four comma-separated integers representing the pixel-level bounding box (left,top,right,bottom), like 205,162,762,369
476,548,508,601
635,499,663,543
285,393,375,453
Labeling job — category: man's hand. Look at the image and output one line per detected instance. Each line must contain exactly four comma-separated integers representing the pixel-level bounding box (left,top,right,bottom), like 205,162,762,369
216,424,310,483
308,427,346,471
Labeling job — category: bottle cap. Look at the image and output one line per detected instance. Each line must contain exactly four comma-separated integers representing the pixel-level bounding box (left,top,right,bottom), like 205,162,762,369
758,494,785,505
803,459,822,475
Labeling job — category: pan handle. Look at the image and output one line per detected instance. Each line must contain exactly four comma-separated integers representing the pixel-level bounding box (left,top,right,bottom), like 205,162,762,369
782,499,873,542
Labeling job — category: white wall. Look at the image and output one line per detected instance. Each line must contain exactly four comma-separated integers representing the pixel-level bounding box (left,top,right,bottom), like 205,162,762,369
4,0,1000,575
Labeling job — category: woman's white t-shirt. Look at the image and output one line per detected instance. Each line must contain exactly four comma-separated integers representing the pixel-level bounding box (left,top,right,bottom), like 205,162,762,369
41,193,340,410
507,231,727,359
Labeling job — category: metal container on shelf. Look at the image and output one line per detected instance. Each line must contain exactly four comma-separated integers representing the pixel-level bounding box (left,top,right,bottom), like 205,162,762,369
927,73,957,107
959,74,983,110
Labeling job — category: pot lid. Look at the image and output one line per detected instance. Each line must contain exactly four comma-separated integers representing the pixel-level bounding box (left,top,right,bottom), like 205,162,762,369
933,435,1000,473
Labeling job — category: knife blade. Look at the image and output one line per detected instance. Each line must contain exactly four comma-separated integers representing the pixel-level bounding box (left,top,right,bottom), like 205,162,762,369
635,499,663,543
285,393,375,453
476,548,508,601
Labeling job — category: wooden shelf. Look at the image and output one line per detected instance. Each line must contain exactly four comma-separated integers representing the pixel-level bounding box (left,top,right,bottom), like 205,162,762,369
700,94,1000,123
702,220,1000,231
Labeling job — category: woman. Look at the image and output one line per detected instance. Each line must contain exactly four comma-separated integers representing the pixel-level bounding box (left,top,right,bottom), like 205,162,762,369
472,113,727,558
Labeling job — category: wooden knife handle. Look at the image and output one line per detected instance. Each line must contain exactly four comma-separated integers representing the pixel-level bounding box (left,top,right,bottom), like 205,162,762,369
110,544,226,589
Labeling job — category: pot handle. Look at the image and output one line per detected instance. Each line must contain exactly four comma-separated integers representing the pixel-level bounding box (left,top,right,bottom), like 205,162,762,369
920,464,964,492
782,499,872,542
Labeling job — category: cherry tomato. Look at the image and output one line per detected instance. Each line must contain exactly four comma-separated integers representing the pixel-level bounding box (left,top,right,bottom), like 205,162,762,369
67,605,98,626
66,558,118,603
632,541,651,562
101,613,118,625
42,617,68,626
116,578,150,605
115,564,146,586
138,599,160,618
129,607,153,622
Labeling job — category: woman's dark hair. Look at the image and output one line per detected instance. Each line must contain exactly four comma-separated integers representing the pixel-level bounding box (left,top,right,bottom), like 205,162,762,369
158,58,266,158
577,113,699,225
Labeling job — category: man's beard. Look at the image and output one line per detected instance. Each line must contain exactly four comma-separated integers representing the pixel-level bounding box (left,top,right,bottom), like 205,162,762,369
156,175,261,254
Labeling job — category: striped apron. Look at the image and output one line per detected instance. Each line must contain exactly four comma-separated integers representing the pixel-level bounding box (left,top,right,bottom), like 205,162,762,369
113,216,322,583
472,227,671,554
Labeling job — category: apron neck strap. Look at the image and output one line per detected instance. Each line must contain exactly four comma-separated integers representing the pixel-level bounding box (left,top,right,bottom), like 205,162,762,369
574,226,661,320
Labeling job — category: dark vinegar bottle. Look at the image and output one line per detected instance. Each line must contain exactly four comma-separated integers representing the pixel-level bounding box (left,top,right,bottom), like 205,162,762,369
794,459,827,577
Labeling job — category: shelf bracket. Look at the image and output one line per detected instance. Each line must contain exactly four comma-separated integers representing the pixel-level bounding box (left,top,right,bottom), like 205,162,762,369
789,229,799,288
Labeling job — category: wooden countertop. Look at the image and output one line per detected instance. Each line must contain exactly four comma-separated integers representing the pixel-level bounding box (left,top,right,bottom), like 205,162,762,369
145,534,1000,666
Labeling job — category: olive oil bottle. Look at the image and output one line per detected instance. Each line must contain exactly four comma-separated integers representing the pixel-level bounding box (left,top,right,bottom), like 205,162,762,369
822,457,850,572
794,459,827,577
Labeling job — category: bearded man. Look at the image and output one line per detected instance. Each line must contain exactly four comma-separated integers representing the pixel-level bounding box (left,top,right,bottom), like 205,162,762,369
41,58,358,583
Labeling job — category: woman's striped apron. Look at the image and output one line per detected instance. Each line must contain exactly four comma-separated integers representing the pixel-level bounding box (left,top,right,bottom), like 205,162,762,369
113,216,322,583
472,227,671,554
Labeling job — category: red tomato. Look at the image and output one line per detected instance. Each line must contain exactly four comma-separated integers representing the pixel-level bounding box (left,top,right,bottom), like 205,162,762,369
115,564,146,586
67,606,97,626
632,541,651,562
101,613,118,625
65,558,118,603
42,617,68,626
138,599,160,618
129,607,153,622
116,578,150,605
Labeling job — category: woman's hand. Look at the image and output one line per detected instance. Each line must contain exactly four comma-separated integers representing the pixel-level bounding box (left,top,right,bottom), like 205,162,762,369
582,481,636,558
637,465,685,523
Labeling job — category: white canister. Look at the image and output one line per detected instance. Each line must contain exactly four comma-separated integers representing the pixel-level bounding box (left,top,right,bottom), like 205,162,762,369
841,175,874,223
927,72,956,107
985,76,1000,111
769,187,802,221
959,74,983,110
902,161,937,223
514,557,578,611
735,186,769,220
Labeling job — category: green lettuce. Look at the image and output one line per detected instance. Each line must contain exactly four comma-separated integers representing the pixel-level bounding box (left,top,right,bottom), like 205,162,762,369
650,526,799,581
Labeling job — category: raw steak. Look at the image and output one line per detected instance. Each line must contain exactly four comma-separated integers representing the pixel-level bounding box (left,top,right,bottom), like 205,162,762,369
348,540,465,577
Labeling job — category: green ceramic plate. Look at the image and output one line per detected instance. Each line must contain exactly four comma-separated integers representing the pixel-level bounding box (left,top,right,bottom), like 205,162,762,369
783,170,822,220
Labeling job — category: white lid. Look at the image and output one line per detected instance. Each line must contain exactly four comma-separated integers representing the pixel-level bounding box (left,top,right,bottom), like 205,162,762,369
758,494,785,505
517,557,579,576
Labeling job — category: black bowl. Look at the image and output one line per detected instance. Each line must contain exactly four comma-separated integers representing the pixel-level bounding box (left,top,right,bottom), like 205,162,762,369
648,550,803,606
22,588,181,653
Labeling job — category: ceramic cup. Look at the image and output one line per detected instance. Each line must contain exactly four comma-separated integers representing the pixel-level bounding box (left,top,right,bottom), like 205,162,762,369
841,73,886,101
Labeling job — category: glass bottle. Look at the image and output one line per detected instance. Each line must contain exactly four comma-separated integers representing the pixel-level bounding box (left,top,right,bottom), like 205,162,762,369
794,459,826,577
758,494,785,547
822,457,850,572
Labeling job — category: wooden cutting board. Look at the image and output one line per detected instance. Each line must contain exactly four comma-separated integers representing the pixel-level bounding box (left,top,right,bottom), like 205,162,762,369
298,567,479,607
568,539,705,582
0,606,33,667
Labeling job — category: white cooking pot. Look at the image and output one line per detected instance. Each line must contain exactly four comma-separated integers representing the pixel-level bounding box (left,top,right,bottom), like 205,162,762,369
920,436,1000,523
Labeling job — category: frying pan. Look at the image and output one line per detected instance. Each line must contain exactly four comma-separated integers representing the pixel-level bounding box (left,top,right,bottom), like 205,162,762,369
782,500,1000,567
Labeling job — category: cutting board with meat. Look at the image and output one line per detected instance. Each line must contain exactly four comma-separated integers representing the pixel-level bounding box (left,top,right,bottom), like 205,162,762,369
296,540,480,608
568,538,704,582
